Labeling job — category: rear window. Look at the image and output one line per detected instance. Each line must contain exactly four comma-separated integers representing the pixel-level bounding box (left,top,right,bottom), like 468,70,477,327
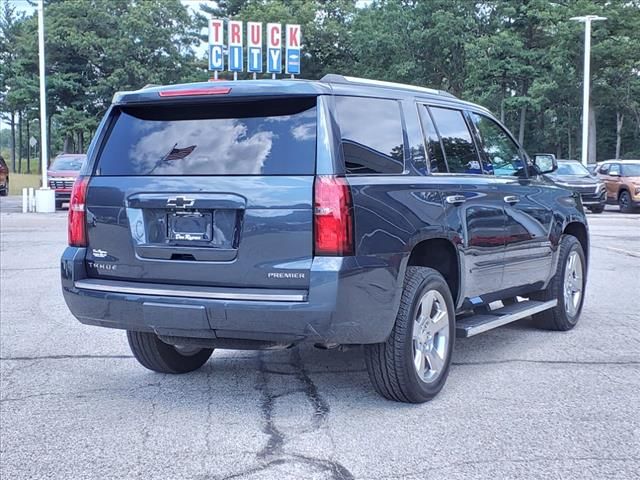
334,96,404,175
95,98,317,176
621,163,640,176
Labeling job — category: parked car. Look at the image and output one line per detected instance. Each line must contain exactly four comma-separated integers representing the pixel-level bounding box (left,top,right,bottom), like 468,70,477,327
61,76,589,403
595,159,640,213
544,159,606,213
48,153,86,209
0,155,8,196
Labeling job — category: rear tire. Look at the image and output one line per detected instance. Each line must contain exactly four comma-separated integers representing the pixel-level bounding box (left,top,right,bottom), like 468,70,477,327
127,331,213,373
530,235,586,331
55,201,62,210
619,191,633,213
588,205,604,214
0,180,7,196
364,267,455,403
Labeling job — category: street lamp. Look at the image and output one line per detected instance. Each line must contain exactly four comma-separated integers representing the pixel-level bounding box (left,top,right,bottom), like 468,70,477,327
570,15,606,166
35,0,55,212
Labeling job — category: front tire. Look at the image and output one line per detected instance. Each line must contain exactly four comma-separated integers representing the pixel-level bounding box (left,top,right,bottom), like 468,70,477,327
127,331,213,373
0,180,8,196
619,191,633,213
588,205,604,214
364,267,455,403
531,235,586,331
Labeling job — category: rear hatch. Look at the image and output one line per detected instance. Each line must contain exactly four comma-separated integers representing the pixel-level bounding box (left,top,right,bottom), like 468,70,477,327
85,96,317,290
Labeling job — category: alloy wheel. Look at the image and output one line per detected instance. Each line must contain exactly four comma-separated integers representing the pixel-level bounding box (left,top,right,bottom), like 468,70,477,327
563,250,583,317
412,289,450,383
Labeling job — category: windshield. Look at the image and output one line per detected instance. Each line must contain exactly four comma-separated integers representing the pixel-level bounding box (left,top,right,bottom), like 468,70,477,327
96,98,317,176
556,162,589,176
50,156,85,171
621,163,640,176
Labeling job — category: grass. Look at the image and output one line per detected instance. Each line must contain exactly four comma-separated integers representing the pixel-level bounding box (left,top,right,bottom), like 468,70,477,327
8,173,42,195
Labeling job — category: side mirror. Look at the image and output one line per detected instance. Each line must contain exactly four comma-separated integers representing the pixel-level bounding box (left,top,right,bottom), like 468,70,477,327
533,153,557,174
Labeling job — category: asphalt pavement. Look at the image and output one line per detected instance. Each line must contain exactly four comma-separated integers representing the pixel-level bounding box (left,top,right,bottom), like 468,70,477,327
1,197,639,479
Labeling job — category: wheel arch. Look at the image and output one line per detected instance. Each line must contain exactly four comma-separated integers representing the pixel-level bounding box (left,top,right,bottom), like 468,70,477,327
563,221,589,265
617,187,630,199
405,237,460,306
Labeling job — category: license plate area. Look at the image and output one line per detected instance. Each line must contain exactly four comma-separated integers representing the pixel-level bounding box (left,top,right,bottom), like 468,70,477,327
167,211,212,243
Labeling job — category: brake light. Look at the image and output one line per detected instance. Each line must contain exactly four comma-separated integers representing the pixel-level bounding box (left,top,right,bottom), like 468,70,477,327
158,87,231,97
68,176,89,247
314,176,354,256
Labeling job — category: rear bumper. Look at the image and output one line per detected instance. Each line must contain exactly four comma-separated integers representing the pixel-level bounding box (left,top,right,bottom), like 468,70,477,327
61,248,402,345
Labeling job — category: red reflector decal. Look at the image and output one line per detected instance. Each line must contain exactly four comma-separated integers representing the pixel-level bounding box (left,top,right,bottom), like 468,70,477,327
158,87,231,97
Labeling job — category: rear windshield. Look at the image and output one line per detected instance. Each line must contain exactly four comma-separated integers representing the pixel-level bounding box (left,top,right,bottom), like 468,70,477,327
51,156,85,171
95,98,317,176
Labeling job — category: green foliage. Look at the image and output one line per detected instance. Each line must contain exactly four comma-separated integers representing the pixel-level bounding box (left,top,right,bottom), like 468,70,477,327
1,0,639,169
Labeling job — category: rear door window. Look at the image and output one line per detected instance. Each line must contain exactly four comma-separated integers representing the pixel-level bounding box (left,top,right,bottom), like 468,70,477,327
419,106,447,173
95,98,317,176
334,96,404,175
429,107,479,174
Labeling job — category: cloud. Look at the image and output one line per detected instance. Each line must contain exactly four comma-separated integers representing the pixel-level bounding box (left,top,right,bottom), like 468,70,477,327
130,118,274,174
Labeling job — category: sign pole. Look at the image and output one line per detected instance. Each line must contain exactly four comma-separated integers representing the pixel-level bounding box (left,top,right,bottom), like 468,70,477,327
37,0,48,189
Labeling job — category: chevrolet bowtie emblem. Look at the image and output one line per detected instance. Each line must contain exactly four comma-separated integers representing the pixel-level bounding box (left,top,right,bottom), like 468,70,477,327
166,196,195,209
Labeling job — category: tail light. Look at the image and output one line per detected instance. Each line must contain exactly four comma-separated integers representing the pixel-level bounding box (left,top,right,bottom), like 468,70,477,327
68,176,89,247
314,176,354,256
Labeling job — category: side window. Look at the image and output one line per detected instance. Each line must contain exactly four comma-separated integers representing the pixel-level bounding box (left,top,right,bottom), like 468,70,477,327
429,107,479,174
471,113,525,177
609,163,620,175
334,96,404,175
419,106,447,173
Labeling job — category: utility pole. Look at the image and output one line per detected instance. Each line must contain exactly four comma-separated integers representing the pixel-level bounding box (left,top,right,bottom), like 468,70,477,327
570,15,606,166
35,0,55,212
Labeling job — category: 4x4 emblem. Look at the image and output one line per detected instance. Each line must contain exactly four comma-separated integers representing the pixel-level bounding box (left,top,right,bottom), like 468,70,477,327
166,196,195,209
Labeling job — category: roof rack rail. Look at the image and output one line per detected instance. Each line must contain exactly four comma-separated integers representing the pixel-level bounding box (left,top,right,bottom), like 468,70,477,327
320,74,457,98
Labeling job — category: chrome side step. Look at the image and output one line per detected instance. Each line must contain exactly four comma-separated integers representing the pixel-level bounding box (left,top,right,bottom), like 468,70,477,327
456,299,557,338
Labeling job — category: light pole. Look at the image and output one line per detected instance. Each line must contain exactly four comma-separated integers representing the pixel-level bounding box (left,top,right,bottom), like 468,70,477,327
35,0,55,212
570,15,606,166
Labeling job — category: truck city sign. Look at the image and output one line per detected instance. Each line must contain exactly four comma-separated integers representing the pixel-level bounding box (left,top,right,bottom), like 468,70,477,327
208,19,301,77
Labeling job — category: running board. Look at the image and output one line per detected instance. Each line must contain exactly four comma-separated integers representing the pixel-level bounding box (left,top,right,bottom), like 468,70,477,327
456,299,558,338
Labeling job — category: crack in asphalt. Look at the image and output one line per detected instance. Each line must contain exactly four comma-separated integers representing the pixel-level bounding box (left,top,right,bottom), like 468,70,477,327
592,244,640,259
2,354,637,367
215,348,354,480
1,383,161,403
0,354,134,361
1,266,59,271
451,359,640,366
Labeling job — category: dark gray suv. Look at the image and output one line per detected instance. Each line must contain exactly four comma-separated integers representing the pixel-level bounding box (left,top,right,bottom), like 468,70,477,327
61,75,589,403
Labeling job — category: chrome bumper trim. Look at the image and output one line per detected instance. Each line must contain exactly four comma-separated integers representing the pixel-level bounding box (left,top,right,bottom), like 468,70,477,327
74,279,308,302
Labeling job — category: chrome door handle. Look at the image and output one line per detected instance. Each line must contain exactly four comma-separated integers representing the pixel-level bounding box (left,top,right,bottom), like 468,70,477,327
445,195,466,205
504,195,520,204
